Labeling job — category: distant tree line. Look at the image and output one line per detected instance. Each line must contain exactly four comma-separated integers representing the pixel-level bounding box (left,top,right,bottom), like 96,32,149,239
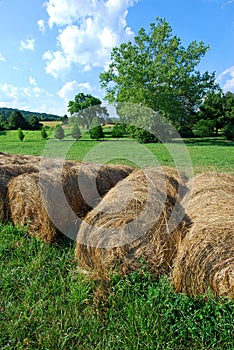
0,110,42,130
0,107,61,129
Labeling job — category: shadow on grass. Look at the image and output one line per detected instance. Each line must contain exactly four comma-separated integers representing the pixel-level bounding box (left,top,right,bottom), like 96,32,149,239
183,137,234,147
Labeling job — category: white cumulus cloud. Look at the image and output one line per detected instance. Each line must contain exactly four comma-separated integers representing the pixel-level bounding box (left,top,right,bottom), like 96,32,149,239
29,76,37,86
58,80,93,101
43,0,139,78
38,19,46,34
19,38,35,51
218,66,234,92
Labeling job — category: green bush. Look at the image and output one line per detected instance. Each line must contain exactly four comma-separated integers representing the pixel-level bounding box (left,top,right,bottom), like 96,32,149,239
89,125,104,140
135,128,158,144
54,124,65,140
71,123,81,140
112,124,123,139
41,126,48,139
17,128,25,141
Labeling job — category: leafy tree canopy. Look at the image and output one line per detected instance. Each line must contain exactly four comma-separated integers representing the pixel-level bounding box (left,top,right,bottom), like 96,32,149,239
67,93,109,129
100,17,218,128
9,111,29,130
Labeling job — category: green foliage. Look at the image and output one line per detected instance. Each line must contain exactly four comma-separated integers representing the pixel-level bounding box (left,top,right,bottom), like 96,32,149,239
67,93,108,129
198,91,225,134
41,126,48,139
54,124,65,140
111,124,123,139
223,122,234,141
224,91,234,123
193,119,214,138
90,116,101,128
100,17,217,128
28,116,42,130
71,123,81,140
0,107,61,124
89,125,104,140
0,223,234,350
134,128,158,143
61,114,68,124
9,110,29,130
17,128,25,141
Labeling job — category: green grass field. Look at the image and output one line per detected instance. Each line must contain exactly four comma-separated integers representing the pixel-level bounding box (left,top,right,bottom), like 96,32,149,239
0,129,234,349
0,129,233,174
0,223,233,350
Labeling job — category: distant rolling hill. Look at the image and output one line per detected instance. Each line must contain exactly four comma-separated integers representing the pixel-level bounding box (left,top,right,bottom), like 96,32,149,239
0,107,62,122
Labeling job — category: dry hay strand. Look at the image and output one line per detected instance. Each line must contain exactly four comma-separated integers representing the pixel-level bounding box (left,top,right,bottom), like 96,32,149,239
75,166,188,279
0,183,6,221
0,152,41,166
8,172,61,242
172,172,234,298
8,162,134,242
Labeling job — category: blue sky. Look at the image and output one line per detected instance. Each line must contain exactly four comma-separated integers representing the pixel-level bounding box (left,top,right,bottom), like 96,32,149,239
0,0,233,116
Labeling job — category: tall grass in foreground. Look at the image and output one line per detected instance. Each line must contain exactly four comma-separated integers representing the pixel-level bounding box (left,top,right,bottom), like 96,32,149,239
0,223,233,350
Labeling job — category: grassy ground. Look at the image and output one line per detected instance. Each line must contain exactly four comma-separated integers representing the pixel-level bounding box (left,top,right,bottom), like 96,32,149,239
0,129,234,349
0,223,233,350
0,130,233,174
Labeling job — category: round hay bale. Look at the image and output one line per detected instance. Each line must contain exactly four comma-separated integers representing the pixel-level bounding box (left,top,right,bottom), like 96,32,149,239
75,166,188,279
0,183,6,221
0,152,41,166
8,162,134,242
172,172,234,298
8,172,59,242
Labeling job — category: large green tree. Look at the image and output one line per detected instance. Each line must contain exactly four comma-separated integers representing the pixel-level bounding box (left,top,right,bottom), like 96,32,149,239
198,90,225,134
67,93,108,129
100,18,217,128
198,91,234,135
9,111,29,130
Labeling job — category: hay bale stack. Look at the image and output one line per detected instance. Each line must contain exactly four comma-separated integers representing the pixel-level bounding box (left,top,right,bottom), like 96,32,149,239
8,163,134,242
172,172,234,298
75,166,188,279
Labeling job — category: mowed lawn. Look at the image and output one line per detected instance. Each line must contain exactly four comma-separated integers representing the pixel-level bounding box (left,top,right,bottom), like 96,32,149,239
0,129,233,174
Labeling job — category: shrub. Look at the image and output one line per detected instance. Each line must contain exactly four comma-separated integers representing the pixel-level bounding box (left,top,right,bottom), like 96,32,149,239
41,126,48,139
17,128,25,141
89,125,104,140
134,128,158,144
112,124,123,139
71,123,81,140
54,125,65,140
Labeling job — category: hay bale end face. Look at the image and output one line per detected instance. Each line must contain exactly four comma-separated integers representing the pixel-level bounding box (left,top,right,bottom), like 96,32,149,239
172,172,234,298
7,162,134,243
75,166,188,279
8,172,58,242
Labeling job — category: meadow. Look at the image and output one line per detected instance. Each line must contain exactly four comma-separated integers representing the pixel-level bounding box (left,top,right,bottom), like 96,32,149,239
0,127,234,349
0,128,233,175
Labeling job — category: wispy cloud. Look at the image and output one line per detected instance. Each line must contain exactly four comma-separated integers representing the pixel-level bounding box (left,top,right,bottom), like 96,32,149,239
218,66,234,92
19,38,35,51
